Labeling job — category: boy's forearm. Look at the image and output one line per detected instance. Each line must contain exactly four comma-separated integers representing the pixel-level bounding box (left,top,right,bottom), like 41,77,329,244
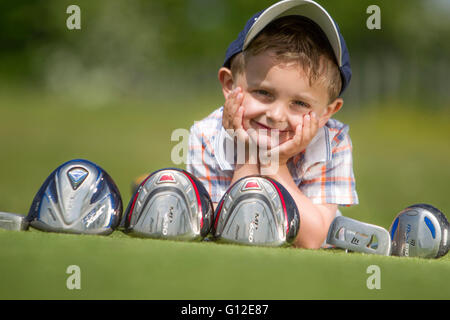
230,162,259,186
229,143,259,185
261,164,333,249
212,162,259,210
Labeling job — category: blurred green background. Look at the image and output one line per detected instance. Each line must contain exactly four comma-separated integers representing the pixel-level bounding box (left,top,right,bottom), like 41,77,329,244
0,0,449,299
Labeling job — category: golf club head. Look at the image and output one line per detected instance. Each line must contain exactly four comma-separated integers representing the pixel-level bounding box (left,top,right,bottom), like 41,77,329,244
212,175,300,247
131,173,149,195
389,204,449,259
0,212,29,231
26,159,123,235
326,216,391,256
122,168,214,240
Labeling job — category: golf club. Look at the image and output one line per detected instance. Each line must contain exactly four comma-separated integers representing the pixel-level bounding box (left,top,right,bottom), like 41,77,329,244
122,168,214,240
326,215,391,256
212,175,300,247
0,212,29,231
389,203,449,258
26,159,123,235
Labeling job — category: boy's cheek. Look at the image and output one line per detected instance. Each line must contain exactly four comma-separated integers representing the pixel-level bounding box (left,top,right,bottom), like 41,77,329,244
287,113,304,130
240,96,262,118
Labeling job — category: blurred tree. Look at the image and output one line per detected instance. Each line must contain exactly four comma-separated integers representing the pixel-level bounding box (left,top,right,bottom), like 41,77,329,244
0,0,448,107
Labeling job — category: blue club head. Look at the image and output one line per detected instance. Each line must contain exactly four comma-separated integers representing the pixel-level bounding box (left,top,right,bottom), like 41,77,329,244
26,159,123,235
389,204,449,259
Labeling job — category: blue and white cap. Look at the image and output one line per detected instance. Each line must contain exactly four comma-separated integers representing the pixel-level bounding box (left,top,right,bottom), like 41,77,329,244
223,0,352,96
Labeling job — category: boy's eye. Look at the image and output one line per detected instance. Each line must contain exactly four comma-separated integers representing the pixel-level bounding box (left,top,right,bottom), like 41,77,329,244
254,90,271,97
292,100,310,109
252,89,273,102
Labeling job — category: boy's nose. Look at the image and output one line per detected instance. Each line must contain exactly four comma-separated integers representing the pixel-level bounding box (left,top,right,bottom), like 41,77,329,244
266,103,287,126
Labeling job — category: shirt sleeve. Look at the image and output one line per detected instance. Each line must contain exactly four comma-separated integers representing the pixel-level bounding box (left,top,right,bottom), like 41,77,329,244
299,125,358,206
186,122,232,203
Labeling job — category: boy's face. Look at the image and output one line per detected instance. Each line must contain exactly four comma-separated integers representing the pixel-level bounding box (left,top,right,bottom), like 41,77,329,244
233,50,337,149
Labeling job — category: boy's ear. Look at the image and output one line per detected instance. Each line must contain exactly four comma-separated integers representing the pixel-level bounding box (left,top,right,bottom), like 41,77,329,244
318,98,344,127
218,67,234,99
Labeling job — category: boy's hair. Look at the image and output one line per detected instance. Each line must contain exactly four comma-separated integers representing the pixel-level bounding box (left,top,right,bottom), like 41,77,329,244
230,15,342,102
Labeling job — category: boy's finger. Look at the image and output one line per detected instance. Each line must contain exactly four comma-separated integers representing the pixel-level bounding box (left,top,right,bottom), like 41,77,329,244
236,91,243,105
226,87,239,104
292,122,303,147
310,111,319,136
234,106,249,142
224,89,239,127
226,89,236,105
287,114,303,133
228,89,242,114
273,137,297,160
302,113,311,141
232,87,243,105
233,106,245,129
279,124,302,155
227,88,237,99
231,92,244,120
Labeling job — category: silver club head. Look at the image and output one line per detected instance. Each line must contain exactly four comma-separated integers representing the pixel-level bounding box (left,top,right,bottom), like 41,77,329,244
26,159,123,235
0,212,29,231
122,168,214,241
389,204,449,259
213,175,300,247
327,216,391,256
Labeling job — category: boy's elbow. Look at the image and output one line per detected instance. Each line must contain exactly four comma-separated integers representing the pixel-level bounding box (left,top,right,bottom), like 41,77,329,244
305,239,324,249
293,224,329,249
291,204,337,249
293,233,326,249
295,239,323,250
294,206,336,249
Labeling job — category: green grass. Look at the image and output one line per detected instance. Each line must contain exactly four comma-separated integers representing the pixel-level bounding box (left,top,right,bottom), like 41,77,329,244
0,89,449,299
1,229,449,299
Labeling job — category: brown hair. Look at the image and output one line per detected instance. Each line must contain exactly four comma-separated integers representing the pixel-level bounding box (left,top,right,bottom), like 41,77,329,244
230,15,342,102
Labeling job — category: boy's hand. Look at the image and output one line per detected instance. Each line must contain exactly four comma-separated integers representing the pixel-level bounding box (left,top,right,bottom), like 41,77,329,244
222,87,248,144
265,111,319,166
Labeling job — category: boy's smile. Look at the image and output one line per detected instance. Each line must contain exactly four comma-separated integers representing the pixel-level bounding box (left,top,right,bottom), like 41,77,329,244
233,50,332,149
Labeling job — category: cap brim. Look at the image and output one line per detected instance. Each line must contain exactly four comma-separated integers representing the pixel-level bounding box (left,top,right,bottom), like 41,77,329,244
243,0,342,67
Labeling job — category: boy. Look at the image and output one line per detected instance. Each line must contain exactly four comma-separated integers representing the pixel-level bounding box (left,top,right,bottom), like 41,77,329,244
187,0,358,249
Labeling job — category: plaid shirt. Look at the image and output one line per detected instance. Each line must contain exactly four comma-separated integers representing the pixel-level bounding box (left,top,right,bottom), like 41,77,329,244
187,106,358,206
